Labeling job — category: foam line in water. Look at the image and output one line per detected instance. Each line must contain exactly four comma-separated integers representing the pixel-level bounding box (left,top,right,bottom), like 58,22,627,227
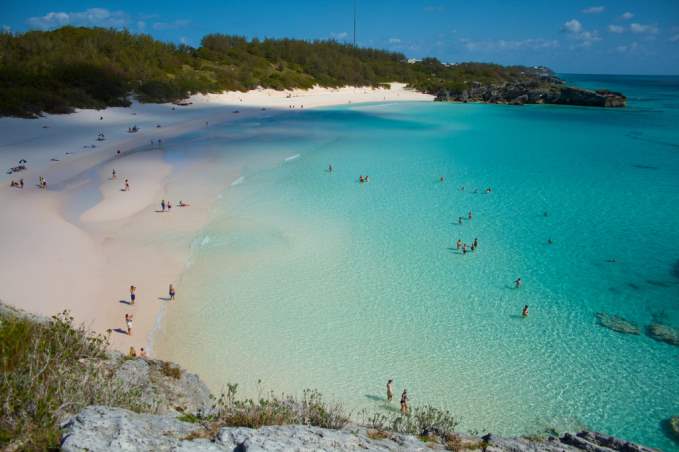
284,153,301,162
231,176,245,186
200,235,211,247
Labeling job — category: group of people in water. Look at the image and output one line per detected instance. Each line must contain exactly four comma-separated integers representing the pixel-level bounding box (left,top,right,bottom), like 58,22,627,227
386,379,410,415
456,237,478,254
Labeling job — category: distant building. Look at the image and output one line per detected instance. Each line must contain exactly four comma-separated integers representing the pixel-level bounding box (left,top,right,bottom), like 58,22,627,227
407,58,421,64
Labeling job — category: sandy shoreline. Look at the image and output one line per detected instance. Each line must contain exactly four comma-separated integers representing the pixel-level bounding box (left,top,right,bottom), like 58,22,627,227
0,83,433,355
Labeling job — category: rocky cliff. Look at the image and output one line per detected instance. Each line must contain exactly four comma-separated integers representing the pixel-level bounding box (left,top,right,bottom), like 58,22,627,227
60,406,660,452
434,79,626,108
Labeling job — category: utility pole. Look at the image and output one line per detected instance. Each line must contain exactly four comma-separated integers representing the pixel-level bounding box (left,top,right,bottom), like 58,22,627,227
353,0,357,47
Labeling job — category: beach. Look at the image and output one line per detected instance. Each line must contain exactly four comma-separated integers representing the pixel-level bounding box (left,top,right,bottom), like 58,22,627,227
0,83,433,354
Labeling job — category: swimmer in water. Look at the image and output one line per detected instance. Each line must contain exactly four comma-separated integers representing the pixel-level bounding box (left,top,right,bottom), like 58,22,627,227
522,305,529,317
456,239,462,250
515,278,522,288
547,238,553,245
468,210,473,220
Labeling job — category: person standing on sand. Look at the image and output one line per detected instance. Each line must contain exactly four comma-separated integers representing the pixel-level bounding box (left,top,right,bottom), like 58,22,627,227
19,179,23,189
129,346,137,357
400,389,409,415
387,379,394,402
167,201,172,211
124,179,129,191
125,314,133,336
139,347,147,358
112,169,117,179
161,200,166,212
515,278,522,288
169,284,176,301
522,305,529,317
130,285,136,305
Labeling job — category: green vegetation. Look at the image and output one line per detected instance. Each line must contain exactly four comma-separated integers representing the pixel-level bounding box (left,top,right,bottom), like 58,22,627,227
361,404,459,445
0,26,555,117
0,310,148,450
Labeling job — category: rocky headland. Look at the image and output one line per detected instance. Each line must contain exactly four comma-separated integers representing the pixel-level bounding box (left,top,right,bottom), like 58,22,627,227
433,68,626,108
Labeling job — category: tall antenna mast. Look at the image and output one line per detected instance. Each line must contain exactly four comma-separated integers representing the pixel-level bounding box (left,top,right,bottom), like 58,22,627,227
353,0,357,46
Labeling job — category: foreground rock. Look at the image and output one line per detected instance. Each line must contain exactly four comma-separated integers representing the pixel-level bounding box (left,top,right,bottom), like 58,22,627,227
595,312,640,335
61,406,659,452
646,323,679,346
108,354,214,415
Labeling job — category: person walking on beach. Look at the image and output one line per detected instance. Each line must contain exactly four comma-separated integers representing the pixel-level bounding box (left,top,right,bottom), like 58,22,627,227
112,169,117,179
130,285,136,305
522,305,529,317
515,277,522,288
124,179,130,191
125,314,133,336
161,200,166,212
387,379,394,402
167,201,172,211
400,389,409,415
19,179,23,189
169,284,176,301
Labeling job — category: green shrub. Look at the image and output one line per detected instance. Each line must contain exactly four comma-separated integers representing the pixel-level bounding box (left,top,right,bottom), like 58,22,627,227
0,310,148,450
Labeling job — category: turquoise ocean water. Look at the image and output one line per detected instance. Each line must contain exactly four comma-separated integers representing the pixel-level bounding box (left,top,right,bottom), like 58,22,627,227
157,75,679,450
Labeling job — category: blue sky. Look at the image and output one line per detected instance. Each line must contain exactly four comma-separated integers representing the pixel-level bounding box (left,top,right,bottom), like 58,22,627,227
2,1,679,74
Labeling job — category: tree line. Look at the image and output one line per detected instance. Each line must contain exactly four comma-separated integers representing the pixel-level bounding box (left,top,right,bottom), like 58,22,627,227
0,26,551,117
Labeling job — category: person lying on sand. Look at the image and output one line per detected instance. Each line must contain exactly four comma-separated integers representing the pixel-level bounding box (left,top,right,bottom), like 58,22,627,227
178,200,190,207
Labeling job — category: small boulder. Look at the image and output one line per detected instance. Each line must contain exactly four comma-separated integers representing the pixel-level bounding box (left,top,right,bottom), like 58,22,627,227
595,312,640,335
646,323,679,346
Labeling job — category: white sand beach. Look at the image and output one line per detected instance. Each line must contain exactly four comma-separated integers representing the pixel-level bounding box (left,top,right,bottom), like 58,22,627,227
0,84,432,355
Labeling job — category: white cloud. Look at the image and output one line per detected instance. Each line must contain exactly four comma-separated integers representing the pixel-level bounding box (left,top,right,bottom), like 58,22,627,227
152,19,190,31
608,25,624,33
620,12,634,20
27,8,129,29
616,42,640,53
562,19,600,47
582,6,605,14
460,37,559,52
137,21,146,31
330,31,348,40
2,25,11,33
388,37,401,44
563,19,583,33
630,23,658,34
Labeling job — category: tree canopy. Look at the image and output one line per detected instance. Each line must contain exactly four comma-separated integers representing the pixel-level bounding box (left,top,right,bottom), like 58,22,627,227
0,26,553,117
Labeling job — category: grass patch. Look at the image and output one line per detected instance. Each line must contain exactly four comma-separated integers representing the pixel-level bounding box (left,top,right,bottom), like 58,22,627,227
177,413,201,424
367,429,389,440
0,310,149,450
160,361,182,380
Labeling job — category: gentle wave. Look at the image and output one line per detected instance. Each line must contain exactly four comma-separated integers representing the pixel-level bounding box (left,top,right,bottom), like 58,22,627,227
231,176,245,186
200,235,211,247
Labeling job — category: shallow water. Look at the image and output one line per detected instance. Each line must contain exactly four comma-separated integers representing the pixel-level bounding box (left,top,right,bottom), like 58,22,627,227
157,75,679,450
